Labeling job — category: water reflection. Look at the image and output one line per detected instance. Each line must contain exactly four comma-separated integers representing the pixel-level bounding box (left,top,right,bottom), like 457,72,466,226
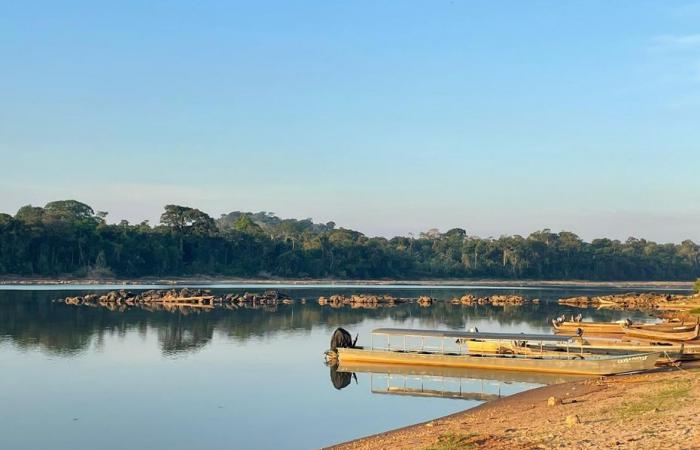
329,364,357,390
330,362,585,403
334,361,586,393
0,287,658,357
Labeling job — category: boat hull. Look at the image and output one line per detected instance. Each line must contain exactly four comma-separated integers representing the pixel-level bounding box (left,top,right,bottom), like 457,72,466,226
622,324,700,342
336,347,658,376
553,321,696,335
537,340,700,363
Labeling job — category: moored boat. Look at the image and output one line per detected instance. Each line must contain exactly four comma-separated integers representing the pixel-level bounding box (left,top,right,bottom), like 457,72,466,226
330,328,659,376
552,320,697,335
531,336,700,363
622,324,700,342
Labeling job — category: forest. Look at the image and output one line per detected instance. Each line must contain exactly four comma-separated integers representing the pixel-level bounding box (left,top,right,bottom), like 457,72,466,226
0,200,698,281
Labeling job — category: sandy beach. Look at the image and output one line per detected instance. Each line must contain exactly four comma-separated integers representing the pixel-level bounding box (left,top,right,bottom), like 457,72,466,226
329,366,700,450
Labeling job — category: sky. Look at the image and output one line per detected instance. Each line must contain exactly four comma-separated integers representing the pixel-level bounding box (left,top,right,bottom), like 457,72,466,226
1,1,699,243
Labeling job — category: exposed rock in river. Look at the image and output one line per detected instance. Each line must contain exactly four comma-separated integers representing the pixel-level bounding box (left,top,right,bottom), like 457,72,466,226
417,296,434,307
558,292,700,311
450,294,529,306
318,294,405,309
60,288,294,310
558,296,596,307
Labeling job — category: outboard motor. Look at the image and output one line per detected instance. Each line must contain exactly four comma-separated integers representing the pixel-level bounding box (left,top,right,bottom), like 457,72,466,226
330,327,357,352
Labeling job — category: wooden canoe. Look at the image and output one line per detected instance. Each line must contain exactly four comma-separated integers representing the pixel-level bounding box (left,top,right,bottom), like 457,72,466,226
622,324,700,342
336,347,659,376
552,320,625,334
552,320,697,335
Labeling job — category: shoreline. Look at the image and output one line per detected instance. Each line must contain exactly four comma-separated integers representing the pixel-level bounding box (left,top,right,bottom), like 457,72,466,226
328,366,700,450
0,276,693,290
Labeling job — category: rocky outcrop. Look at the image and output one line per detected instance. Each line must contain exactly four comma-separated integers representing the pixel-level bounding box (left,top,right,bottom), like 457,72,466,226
489,295,526,305
417,296,434,307
558,292,700,311
60,289,294,309
450,294,529,306
558,296,597,307
318,294,405,308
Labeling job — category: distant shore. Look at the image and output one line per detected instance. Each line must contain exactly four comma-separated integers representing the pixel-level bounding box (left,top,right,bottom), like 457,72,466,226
0,277,693,289
0,276,693,290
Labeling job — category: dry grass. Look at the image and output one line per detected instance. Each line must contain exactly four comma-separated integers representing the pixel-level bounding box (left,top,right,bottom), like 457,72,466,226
614,379,692,419
419,433,479,450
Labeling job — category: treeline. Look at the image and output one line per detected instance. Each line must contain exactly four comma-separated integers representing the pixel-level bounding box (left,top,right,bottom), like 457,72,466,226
0,200,698,280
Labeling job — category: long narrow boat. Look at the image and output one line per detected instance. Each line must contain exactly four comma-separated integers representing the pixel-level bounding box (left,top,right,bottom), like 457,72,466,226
552,320,626,334
622,324,700,342
332,328,659,376
531,337,700,363
552,320,696,334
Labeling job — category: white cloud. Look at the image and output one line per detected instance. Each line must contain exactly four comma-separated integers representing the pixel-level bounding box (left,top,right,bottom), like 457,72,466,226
651,34,700,50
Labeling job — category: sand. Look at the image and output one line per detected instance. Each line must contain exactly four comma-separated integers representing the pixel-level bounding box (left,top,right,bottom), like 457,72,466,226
329,367,700,450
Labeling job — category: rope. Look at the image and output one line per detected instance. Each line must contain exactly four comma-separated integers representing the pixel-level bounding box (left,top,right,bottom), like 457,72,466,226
662,351,684,370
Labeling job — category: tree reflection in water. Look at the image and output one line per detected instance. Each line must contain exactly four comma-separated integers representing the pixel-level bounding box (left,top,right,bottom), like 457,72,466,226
0,287,654,356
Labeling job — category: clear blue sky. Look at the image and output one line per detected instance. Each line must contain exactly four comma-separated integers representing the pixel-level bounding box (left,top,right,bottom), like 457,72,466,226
1,1,699,242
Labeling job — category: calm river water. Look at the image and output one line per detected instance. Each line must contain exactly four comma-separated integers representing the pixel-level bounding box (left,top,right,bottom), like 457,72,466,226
0,284,687,449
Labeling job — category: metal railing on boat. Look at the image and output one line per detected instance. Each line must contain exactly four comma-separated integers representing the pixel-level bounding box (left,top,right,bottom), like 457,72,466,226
369,328,582,358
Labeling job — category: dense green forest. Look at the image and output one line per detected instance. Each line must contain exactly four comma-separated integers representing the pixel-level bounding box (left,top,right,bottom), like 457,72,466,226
0,200,698,280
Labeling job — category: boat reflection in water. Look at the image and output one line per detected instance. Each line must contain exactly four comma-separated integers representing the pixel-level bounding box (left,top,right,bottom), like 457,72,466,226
330,363,358,390
330,361,585,401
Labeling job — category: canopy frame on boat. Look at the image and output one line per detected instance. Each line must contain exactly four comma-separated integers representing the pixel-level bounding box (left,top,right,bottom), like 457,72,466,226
371,328,572,342
369,328,578,356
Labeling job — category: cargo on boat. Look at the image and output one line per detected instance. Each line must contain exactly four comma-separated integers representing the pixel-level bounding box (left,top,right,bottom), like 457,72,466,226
330,328,659,376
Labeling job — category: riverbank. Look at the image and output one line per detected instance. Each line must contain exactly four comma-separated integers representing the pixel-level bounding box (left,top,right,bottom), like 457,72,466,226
329,367,700,450
0,276,693,290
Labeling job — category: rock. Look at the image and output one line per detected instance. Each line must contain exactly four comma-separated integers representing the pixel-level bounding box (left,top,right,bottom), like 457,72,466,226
490,295,526,305
565,415,580,427
460,294,476,304
64,296,81,305
547,396,561,406
418,296,434,306
558,296,595,307
564,292,700,311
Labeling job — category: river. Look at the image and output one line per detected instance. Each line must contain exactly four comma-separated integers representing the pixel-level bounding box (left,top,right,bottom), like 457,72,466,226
0,284,686,449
